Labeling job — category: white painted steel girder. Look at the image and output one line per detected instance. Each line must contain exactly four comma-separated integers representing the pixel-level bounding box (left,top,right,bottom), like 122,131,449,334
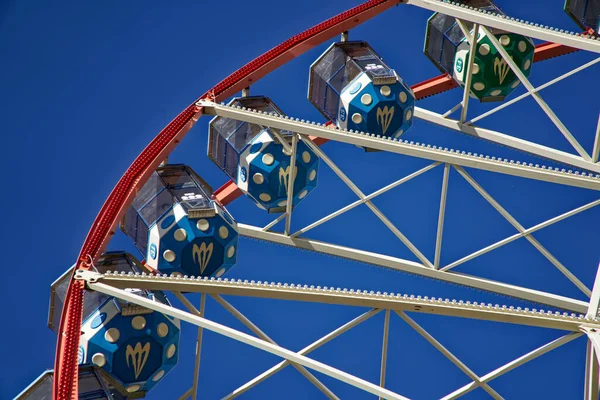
79,270,594,329
197,101,600,189
405,0,600,53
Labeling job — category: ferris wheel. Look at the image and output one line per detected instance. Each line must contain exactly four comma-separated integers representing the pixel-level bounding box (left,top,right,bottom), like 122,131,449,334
14,0,600,399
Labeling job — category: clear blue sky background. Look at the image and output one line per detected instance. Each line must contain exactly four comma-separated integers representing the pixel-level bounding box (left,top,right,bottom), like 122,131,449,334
2,0,600,398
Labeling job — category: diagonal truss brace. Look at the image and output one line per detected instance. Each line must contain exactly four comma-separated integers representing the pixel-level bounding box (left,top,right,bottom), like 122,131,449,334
221,309,382,399
441,332,583,399
292,162,440,238
301,136,434,268
396,311,502,399
210,294,339,399
453,166,591,297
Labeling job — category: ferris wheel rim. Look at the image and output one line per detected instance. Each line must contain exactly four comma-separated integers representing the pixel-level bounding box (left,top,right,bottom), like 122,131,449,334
51,0,592,398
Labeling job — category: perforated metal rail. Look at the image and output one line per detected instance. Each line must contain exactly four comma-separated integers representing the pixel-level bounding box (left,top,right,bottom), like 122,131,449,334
80,271,599,332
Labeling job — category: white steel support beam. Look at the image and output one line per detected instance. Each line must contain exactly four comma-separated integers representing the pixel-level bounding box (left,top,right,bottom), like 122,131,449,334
460,23,479,123
174,293,207,400
588,263,600,319
454,166,591,297
87,281,409,400
263,213,286,231
221,309,381,399
285,134,299,235
442,332,583,399
379,310,391,400
198,100,600,186
455,19,474,45
235,224,589,313
301,135,434,268
585,339,600,400
468,57,600,126
89,271,593,328
292,162,440,238
270,128,293,154
396,311,502,399
404,0,600,53
442,198,600,272
593,114,600,163
414,106,600,175
442,101,463,118
211,294,339,400
481,26,591,160
434,164,450,268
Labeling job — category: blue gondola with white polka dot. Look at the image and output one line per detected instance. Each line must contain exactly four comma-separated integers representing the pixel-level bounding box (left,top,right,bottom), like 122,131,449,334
208,96,319,213
308,41,415,142
122,164,238,278
48,252,180,396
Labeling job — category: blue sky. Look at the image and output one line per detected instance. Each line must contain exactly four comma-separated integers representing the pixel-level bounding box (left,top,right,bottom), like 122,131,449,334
2,0,600,398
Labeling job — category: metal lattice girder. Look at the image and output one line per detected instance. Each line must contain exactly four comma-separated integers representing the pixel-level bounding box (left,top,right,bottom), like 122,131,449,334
197,101,600,187
210,294,339,399
222,309,382,399
236,224,588,313
396,311,502,399
404,0,600,53
83,271,594,329
441,332,583,399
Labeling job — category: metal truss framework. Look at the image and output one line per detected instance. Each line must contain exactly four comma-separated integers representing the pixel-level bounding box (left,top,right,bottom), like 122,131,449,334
79,272,594,399
53,0,600,398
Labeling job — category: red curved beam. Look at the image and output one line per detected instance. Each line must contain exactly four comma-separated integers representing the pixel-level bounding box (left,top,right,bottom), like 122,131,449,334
54,0,582,396
53,1,402,398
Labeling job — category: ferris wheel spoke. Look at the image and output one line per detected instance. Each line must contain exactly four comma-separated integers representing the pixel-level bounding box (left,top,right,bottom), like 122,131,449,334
481,26,591,161
301,136,434,268
454,166,592,297
200,100,600,186
88,271,593,328
236,224,589,312
440,332,583,400
414,106,599,174
396,311,502,399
